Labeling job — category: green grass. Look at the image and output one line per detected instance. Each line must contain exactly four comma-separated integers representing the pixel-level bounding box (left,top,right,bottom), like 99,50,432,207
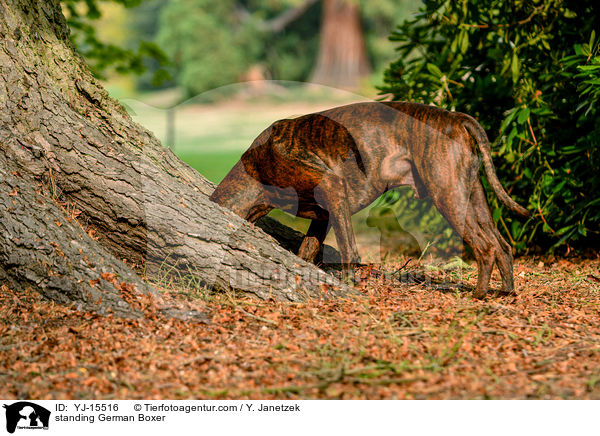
176,151,242,184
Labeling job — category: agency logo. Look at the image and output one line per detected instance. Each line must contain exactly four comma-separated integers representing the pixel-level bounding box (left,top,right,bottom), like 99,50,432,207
2,402,50,434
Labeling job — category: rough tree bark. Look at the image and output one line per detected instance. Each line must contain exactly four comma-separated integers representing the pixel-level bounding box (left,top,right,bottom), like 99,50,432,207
0,0,353,318
310,0,371,89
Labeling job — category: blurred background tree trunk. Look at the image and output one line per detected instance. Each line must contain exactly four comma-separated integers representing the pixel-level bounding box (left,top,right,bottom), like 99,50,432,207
310,0,371,89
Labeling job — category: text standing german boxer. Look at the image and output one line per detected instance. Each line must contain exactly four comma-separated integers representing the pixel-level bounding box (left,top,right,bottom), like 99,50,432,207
210,102,530,298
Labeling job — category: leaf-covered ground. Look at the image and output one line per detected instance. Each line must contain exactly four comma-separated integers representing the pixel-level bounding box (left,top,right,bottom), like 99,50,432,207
1,255,599,399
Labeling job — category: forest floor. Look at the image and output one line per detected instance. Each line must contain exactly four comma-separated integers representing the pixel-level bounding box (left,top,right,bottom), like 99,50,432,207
1,253,599,400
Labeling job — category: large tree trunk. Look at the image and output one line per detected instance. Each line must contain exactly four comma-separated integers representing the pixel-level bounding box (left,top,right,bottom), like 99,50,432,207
310,0,371,89
0,0,354,318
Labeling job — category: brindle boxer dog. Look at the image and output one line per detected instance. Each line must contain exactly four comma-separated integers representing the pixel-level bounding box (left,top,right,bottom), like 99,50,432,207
210,102,530,298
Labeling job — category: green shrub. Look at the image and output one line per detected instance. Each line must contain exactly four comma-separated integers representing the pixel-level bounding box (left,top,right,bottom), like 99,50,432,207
157,0,252,97
380,0,600,253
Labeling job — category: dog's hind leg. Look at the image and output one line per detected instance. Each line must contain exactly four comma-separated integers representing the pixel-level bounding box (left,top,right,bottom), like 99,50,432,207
467,182,515,296
428,178,499,298
464,216,496,299
493,227,514,294
298,219,330,263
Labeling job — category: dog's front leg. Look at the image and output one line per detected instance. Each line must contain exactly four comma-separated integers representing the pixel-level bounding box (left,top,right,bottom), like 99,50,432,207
298,219,330,263
315,176,360,283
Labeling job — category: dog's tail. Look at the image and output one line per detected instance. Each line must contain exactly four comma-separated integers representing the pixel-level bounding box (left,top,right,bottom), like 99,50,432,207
461,115,530,218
